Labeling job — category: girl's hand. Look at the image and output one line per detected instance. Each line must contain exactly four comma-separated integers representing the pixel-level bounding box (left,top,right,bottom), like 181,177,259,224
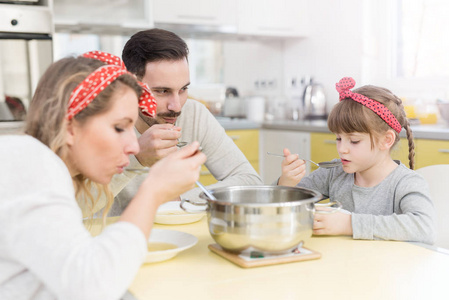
278,148,306,187
313,209,353,236
141,141,206,205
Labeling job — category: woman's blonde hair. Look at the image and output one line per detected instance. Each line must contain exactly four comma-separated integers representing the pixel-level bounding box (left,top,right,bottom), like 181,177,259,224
25,56,142,221
327,85,415,169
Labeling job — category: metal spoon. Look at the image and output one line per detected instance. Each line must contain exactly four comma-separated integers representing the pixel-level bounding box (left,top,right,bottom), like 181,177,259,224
125,146,203,174
124,167,150,174
177,141,188,148
195,180,217,200
266,152,342,169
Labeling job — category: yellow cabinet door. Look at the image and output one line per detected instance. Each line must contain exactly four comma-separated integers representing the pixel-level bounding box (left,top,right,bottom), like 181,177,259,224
415,139,449,169
199,129,259,185
310,132,339,172
391,138,413,168
226,129,259,161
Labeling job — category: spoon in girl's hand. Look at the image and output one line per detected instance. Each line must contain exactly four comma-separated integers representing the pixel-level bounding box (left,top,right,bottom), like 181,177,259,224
266,152,342,168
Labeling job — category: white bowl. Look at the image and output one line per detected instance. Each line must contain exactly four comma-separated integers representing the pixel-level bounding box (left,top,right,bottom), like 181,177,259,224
154,201,205,225
144,229,198,263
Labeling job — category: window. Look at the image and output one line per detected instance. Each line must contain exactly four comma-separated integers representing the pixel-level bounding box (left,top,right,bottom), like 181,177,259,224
394,0,449,79
364,0,449,101
185,38,224,85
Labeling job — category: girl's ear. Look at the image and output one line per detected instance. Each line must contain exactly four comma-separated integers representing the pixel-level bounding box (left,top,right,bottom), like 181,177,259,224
380,129,396,150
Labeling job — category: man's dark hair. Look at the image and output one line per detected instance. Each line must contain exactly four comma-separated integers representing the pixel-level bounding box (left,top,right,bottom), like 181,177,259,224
122,28,189,80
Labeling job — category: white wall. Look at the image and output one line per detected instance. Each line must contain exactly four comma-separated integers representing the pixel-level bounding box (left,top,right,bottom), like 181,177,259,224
222,38,284,99
283,0,364,111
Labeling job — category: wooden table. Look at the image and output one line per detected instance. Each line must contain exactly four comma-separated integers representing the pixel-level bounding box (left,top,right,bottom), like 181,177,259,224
92,218,449,300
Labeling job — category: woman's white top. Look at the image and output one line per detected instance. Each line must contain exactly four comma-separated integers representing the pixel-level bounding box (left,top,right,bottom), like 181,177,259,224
0,135,147,300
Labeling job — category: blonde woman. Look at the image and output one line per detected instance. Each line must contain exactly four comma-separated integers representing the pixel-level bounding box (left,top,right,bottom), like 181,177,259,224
0,55,205,300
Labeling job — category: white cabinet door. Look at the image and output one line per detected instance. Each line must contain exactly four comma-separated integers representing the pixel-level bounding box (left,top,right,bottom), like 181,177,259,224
238,0,309,37
153,0,237,28
53,0,152,29
260,129,310,184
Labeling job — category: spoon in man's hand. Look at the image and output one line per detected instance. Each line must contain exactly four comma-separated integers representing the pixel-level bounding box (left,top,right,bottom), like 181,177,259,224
266,152,342,168
125,146,203,174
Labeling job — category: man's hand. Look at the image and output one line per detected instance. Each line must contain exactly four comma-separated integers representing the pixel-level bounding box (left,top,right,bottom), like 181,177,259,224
136,124,181,167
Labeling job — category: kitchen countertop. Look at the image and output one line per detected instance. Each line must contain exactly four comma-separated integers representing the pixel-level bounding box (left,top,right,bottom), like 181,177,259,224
215,117,261,130
216,117,449,140
262,119,449,140
91,218,449,300
4,118,449,140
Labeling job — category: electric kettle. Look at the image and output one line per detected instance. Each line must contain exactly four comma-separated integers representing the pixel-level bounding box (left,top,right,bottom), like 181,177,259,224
302,77,327,120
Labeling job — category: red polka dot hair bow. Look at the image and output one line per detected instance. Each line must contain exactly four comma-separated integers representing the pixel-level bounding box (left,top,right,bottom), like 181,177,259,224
79,51,157,118
335,77,402,133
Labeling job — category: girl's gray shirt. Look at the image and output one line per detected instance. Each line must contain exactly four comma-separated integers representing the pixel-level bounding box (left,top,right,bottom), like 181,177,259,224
298,161,436,244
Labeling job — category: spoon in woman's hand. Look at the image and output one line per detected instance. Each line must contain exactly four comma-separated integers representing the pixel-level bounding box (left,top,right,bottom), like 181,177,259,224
195,180,217,200
266,152,342,168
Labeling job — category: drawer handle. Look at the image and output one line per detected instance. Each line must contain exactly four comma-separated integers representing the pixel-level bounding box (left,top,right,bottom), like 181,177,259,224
324,140,336,144
200,171,211,176
257,26,294,32
177,15,216,21
229,135,240,141
438,149,449,153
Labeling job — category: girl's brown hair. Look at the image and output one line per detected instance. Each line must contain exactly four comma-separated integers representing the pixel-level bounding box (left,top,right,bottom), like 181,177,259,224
25,56,142,220
327,85,415,169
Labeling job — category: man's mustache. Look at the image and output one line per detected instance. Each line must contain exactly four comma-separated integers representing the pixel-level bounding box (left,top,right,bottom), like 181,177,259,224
157,111,181,118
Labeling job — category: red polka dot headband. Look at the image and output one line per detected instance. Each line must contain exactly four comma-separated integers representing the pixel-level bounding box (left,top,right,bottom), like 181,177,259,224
83,50,126,68
67,65,129,120
66,51,157,120
335,77,402,133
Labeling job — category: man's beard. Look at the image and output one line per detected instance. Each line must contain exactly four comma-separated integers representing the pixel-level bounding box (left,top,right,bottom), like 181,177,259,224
139,110,182,127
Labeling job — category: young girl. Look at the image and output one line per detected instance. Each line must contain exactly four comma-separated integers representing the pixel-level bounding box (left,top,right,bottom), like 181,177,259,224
278,77,436,245
0,54,206,299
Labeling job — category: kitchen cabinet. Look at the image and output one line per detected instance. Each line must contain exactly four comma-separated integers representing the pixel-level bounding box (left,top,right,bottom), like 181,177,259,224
310,134,449,171
153,0,237,30
261,129,310,184
385,138,449,170
199,129,259,185
53,0,153,33
415,139,449,169
311,134,415,170
310,132,338,172
52,0,308,38
391,138,412,167
237,0,309,37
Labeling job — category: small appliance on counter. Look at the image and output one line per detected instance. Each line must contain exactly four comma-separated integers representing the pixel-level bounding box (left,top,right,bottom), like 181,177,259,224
188,84,226,116
301,76,327,120
222,87,246,119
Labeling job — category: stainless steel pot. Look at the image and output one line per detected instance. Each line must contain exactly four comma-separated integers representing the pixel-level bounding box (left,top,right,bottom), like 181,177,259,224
180,185,341,254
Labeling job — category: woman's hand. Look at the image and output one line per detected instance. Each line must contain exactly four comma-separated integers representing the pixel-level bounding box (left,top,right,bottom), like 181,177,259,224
313,210,353,236
278,148,306,187
121,142,206,238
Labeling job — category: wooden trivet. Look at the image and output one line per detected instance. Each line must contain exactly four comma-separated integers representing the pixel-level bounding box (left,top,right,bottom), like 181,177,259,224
208,244,321,268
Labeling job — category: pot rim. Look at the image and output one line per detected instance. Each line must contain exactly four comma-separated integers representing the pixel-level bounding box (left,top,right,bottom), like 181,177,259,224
198,185,325,207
